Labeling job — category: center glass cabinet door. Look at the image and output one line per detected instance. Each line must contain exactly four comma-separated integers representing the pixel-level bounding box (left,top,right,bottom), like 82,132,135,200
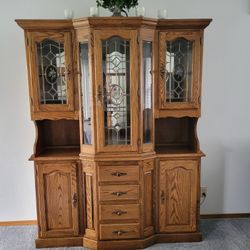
159,31,201,110
94,30,138,152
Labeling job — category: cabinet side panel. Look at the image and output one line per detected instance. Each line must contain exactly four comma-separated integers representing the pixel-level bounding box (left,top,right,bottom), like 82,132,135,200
143,160,155,237
85,173,94,229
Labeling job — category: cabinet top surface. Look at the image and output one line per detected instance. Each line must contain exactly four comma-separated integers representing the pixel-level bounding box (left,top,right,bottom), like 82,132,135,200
15,17,212,30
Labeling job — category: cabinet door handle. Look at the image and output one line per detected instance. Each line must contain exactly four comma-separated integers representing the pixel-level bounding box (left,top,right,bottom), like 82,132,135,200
72,193,78,207
161,190,165,203
111,191,127,197
111,172,127,177
112,210,127,216
112,230,128,236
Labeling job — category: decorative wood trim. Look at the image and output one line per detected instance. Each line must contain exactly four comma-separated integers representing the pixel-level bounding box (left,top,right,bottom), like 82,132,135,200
36,236,82,248
15,19,74,30
201,213,250,219
157,19,212,30
0,220,37,226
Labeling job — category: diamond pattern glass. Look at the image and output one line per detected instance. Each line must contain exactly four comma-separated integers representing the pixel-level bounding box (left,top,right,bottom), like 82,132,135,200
37,39,67,104
165,38,193,102
102,37,130,145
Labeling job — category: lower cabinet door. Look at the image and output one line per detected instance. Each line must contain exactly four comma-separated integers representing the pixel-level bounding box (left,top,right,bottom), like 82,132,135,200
36,162,79,238
159,160,198,233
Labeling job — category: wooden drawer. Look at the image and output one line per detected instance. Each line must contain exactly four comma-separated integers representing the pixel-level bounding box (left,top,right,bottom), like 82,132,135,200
98,165,139,182
99,185,139,201
100,204,140,221
100,223,140,240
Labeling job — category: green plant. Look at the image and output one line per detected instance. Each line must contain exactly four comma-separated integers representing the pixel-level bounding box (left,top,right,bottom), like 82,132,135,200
96,0,139,12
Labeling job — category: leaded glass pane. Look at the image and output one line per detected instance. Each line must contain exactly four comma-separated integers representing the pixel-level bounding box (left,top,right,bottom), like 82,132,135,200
80,43,92,144
165,38,193,102
102,36,130,145
143,41,152,144
36,39,67,104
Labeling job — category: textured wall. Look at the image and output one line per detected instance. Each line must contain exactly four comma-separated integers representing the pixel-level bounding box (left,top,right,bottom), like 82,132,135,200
0,0,250,221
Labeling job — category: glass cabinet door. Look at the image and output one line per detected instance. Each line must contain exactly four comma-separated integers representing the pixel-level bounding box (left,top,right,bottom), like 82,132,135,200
142,41,153,145
94,30,138,152
159,32,201,110
79,42,92,145
29,31,74,112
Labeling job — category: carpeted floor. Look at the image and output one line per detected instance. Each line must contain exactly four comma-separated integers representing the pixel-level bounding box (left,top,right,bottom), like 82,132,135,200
0,218,249,250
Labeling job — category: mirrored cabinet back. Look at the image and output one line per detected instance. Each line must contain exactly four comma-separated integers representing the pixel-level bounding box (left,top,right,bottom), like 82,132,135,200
16,17,211,250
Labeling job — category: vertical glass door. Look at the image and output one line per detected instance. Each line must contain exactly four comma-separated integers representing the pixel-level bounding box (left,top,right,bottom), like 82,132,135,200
30,32,74,112
80,42,92,145
159,32,201,110
142,41,153,145
95,30,138,152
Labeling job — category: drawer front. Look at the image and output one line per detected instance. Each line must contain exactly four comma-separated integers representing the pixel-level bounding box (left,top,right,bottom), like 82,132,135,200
98,165,139,182
100,204,140,221
100,223,140,240
99,185,139,201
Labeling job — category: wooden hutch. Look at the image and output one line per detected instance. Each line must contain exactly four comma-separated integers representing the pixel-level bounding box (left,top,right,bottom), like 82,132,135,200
16,17,211,249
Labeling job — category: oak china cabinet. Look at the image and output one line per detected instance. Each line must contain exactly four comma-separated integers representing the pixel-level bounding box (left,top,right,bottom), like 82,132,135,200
16,17,211,249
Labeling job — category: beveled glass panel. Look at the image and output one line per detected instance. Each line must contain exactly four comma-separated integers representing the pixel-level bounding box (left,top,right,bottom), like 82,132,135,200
142,41,152,144
165,38,193,102
102,36,130,145
80,42,92,144
36,39,67,104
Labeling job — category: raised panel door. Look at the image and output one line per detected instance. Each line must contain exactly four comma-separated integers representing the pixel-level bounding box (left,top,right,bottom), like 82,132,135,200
36,162,79,238
159,160,198,232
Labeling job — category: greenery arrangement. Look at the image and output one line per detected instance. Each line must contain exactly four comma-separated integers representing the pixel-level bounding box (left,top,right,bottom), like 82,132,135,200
96,0,139,16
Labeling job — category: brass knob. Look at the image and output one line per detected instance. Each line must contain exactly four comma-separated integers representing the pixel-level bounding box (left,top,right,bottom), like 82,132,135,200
111,191,127,197
112,230,128,236
112,210,127,216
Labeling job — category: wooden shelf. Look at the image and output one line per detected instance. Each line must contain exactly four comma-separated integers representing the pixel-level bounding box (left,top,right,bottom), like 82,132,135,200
156,145,195,154
31,147,80,161
155,145,205,158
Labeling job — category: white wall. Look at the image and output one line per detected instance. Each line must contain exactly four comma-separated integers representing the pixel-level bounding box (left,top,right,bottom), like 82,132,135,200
1,0,250,221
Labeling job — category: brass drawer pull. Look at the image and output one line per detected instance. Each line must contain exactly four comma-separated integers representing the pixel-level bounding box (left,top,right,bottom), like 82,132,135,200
111,191,127,197
112,210,127,216
112,230,128,236
111,172,127,177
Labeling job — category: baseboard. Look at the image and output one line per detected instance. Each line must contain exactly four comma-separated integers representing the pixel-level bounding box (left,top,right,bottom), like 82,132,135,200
0,213,249,226
0,220,37,226
201,213,250,219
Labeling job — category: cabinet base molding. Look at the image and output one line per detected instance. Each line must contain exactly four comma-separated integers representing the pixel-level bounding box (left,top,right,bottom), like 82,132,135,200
83,236,155,250
35,236,82,248
83,233,201,250
156,232,202,243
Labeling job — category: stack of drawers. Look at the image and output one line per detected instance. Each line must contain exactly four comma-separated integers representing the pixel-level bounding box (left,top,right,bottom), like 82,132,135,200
98,163,140,240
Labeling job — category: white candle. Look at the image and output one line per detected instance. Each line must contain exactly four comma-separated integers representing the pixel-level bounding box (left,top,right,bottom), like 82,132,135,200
158,9,167,19
136,6,145,16
90,6,99,17
64,9,74,19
